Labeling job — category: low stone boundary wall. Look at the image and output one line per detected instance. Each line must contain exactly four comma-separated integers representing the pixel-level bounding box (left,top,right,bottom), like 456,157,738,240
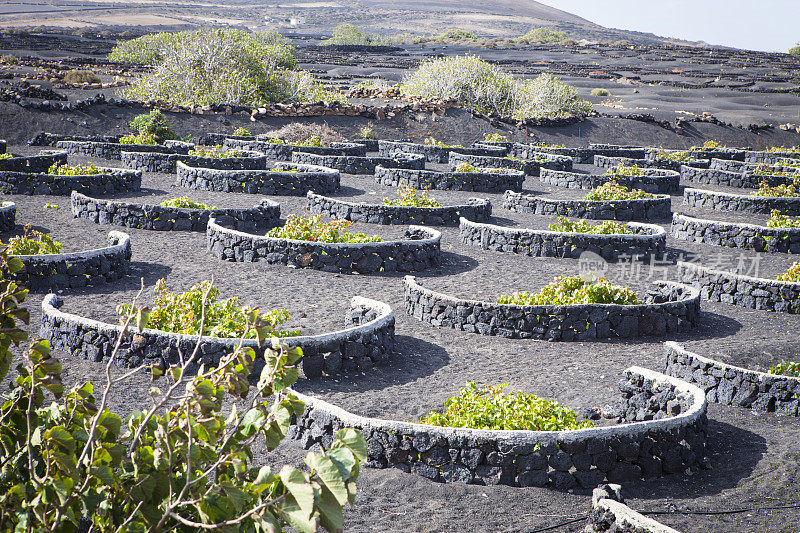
29,132,120,146
677,261,800,314
594,154,707,172
0,202,16,232
683,187,800,215
14,231,131,291
0,167,142,196
121,150,267,174
404,276,700,340
71,192,280,232
671,213,800,254
0,151,67,173
377,140,507,163
680,165,794,189
587,484,681,533
539,168,679,194
307,192,491,226
288,366,707,488
687,148,745,162
55,140,187,160
0,140,6,154
664,342,800,416
224,139,366,161
207,218,442,274
375,165,525,193
460,218,666,261
511,144,646,164
503,191,672,222
198,133,253,146
708,158,756,172
40,294,395,376
449,151,573,176
290,151,425,175
176,161,340,196
744,150,800,164
350,138,379,152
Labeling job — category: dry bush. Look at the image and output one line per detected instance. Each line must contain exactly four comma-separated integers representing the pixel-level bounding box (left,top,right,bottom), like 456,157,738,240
264,122,345,144
62,69,101,85
590,88,610,97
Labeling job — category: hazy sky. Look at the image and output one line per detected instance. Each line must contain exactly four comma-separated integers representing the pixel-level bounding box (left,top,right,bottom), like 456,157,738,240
539,1,799,52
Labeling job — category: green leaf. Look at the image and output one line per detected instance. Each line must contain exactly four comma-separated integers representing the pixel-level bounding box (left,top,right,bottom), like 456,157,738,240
98,411,122,438
221,482,249,513
278,466,314,518
305,453,348,506
316,485,344,533
333,429,367,461
254,465,273,485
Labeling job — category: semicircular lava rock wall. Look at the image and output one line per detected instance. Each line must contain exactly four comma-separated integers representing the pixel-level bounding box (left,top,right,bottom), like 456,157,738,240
290,151,425,175
375,166,525,193
377,140,507,163
503,191,672,222
683,187,800,215
671,213,800,254
176,161,340,196
539,168,679,194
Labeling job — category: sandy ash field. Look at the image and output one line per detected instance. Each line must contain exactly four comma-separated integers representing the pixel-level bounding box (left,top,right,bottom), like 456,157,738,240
1,16,800,533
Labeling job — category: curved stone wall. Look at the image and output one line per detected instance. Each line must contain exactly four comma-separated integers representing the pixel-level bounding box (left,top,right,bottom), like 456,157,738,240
71,192,280,232
55,140,187,160
594,154,706,173
683,187,800,215
671,213,800,254
687,147,745,161
680,165,794,189
375,165,525,193
29,132,120,146
663,342,800,416
207,218,442,274
350,138,379,152
448,151,573,177
0,168,142,196
288,366,707,488
539,168,679,194
176,161,340,196
677,261,800,314
0,202,16,232
511,144,646,164
290,151,425,175
377,140,507,164
14,231,131,291
307,192,491,226
223,139,366,161
404,276,700,341
40,294,395,376
121,149,267,174
587,484,681,533
744,150,800,165
459,218,666,261
503,191,672,222
0,151,67,173
708,158,756,172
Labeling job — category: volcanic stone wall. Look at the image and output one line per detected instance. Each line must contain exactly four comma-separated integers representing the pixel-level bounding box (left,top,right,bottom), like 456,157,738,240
55,140,187,160
745,150,800,164
40,294,395,376
223,139,366,161
0,151,67,173
538,168,679,194
0,168,142,196
448,152,573,176
377,140,507,163
0,202,16,232
663,342,800,416
594,154,707,172
587,484,681,533
71,192,280,232
687,148,745,161
207,219,442,274
671,213,800,254
29,132,120,146
677,261,800,313
307,192,492,226
288,366,707,489
291,151,425,175
0,140,5,154
375,166,525,193
680,166,794,189
511,144,646,164
683,188,800,215
14,231,131,291
459,218,666,261
503,191,672,222
121,150,267,174
176,161,340,196
404,276,699,341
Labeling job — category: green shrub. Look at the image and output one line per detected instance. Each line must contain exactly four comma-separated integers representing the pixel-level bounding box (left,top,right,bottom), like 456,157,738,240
62,69,101,85
424,137,464,148
435,29,477,41
358,125,377,139
765,146,800,153
233,126,252,136
767,210,800,228
117,278,299,338
583,181,655,201
695,139,724,149
483,132,509,143
187,145,243,158
770,361,800,376
128,109,177,143
752,163,799,178
518,27,568,44
266,214,382,243
322,24,392,46
655,149,692,163
789,44,800,57
604,163,644,176
119,131,159,145
590,88,610,97
160,197,216,209
777,262,800,282
497,275,642,306
382,186,442,207
48,163,103,175
419,381,594,431
548,217,634,235
452,162,507,174
298,135,324,147
0,153,11,160
3,225,62,255
400,55,591,119
750,181,799,197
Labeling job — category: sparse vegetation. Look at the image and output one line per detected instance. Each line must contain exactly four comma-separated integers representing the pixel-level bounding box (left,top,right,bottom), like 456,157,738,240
2,225,62,255
767,210,800,228
583,181,655,201
497,275,642,306
382,186,442,207
187,145,243,158
548,217,634,235
400,55,591,119
453,162,507,174
0,153,13,160
517,27,569,44
419,381,594,431
750,181,799,197
424,137,464,148
789,44,800,58
358,125,377,140
233,126,252,137
752,163,799,178
604,163,644,176
483,133,510,143
322,24,393,47
266,214,382,243
62,69,101,85
435,29,478,42
777,262,800,283
48,163,103,175
770,361,800,376
160,197,216,209
264,123,344,145
590,88,611,97
119,132,159,145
